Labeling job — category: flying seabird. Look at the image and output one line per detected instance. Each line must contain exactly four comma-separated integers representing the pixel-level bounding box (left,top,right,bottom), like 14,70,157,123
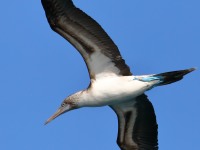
41,0,195,150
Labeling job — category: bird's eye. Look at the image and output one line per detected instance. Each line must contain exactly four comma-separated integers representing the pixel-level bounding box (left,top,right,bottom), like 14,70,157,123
61,103,65,107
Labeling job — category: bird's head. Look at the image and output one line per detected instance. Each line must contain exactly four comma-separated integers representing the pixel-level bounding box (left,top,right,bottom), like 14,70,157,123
45,94,79,125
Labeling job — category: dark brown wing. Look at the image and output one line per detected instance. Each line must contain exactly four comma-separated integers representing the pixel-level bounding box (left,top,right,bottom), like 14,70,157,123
110,94,158,150
41,0,132,79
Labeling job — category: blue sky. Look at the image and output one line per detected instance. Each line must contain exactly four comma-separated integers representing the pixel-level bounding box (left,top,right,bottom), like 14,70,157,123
0,0,199,150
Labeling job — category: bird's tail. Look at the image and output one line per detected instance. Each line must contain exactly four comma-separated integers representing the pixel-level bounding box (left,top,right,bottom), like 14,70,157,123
151,68,196,86
136,68,196,87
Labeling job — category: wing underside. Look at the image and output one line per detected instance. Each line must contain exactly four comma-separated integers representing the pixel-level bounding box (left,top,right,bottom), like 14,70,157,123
41,0,132,79
110,94,158,150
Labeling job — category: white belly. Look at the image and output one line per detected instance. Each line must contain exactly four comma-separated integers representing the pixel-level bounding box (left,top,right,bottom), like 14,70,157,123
81,76,155,107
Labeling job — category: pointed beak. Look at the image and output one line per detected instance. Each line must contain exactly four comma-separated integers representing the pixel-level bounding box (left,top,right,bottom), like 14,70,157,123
45,105,71,125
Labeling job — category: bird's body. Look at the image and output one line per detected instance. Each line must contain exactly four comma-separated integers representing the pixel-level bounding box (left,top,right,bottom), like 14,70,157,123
75,75,159,107
41,0,195,149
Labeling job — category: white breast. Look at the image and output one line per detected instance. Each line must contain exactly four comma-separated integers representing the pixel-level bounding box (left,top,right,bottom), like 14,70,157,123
80,76,155,107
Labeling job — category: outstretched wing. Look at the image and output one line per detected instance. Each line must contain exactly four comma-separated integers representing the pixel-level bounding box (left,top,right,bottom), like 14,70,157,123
41,0,132,79
110,94,158,150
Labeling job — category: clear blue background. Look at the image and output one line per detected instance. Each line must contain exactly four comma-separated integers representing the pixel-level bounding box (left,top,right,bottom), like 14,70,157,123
0,0,199,150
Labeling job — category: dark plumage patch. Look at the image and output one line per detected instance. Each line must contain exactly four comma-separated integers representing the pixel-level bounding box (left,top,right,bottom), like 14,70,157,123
133,94,158,150
110,94,158,150
154,68,195,86
41,0,132,79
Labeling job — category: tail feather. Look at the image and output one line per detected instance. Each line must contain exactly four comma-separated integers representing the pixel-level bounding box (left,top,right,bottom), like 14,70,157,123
153,68,196,86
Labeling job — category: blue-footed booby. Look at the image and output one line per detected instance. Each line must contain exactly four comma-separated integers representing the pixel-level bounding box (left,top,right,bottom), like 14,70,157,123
41,0,195,149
